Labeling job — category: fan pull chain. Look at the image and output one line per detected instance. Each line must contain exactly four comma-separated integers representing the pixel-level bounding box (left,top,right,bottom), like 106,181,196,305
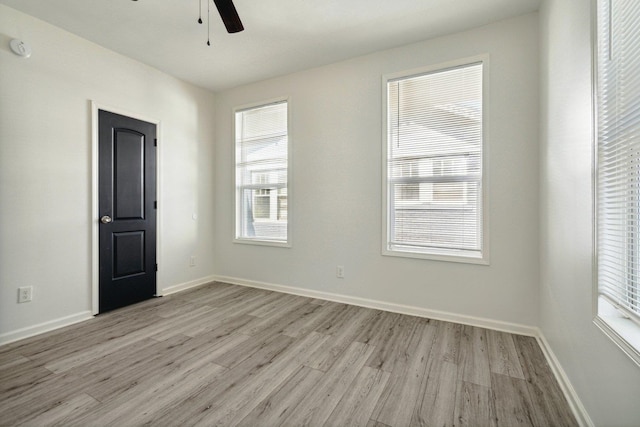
207,0,211,46
198,0,203,24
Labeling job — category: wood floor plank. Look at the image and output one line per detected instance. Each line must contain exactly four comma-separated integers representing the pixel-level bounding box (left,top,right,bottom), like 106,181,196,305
211,324,290,369
372,319,436,427
412,360,458,427
458,324,491,387
149,304,237,341
68,362,227,426
365,314,421,372
238,301,324,337
149,332,329,427
0,335,191,424
192,332,332,427
0,364,53,397
491,373,538,427
314,303,363,335
0,336,162,408
62,335,188,402
150,290,274,341
430,320,462,363
514,335,578,427
281,301,341,338
0,353,50,387
354,310,401,346
454,381,498,427
367,420,392,427
16,392,100,427
324,366,390,427
44,305,216,373
152,298,200,319
236,366,325,427
0,354,30,373
413,322,465,427
177,283,256,307
133,333,297,426
175,281,237,301
180,294,283,338
248,292,308,318
184,313,255,339
487,329,526,379
279,341,375,426
0,282,578,427
306,305,378,371
82,332,246,403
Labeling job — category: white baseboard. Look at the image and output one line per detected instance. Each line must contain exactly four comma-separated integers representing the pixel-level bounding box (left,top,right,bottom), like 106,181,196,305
213,275,538,337
535,330,594,427
0,311,94,347
160,275,217,297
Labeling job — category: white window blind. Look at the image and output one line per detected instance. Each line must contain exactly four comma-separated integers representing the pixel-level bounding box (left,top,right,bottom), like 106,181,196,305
235,101,289,244
596,0,640,326
384,62,484,261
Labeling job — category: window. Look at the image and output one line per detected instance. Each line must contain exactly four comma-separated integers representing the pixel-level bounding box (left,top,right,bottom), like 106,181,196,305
383,58,487,263
595,0,640,365
235,100,290,245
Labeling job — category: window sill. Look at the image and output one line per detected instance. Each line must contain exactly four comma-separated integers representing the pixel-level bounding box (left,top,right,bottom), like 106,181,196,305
233,238,291,248
594,298,640,368
382,246,489,265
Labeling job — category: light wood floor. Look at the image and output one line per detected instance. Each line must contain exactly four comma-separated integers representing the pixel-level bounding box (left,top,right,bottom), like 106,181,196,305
0,282,577,427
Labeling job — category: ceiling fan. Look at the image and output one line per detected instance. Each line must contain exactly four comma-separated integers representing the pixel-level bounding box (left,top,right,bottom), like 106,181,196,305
211,0,244,33
133,0,244,41
197,0,244,45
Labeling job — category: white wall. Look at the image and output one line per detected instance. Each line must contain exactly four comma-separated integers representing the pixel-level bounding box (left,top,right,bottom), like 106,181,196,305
0,5,216,340
214,13,540,327
539,0,640,425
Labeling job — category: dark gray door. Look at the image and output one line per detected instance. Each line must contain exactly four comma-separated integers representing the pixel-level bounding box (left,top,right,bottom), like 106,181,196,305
98,110,157,313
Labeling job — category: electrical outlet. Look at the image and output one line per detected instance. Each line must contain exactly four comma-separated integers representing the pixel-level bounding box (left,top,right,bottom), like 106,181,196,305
18,286,33,303
190,256,196,267
336,265,344,279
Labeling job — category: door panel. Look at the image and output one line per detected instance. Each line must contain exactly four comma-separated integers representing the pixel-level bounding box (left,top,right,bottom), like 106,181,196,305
99,110,156,313
113,231,146,278
114,129,145,220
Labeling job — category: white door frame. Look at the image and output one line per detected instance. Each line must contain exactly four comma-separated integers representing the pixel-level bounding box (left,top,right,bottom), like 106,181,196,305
90,101,163,315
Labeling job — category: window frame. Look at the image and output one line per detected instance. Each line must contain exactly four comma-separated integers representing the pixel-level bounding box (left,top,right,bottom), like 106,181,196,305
233,97,292,248
592,0,640,367
381,55,490,265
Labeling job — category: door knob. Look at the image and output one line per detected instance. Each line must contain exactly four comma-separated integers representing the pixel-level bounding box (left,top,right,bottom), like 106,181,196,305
100,215,113,224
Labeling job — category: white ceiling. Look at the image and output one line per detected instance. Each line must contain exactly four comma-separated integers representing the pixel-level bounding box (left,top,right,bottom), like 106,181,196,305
0,0,540,92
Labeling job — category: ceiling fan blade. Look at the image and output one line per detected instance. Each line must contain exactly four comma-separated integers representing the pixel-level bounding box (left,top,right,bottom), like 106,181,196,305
213,0,244,33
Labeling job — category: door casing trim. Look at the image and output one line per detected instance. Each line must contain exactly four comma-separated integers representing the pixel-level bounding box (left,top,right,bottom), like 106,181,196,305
91,101,162,315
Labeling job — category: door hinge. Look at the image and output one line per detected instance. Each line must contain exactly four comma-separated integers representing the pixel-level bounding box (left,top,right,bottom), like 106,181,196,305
154,138,157,147
154,201,157,209
155,263,158,271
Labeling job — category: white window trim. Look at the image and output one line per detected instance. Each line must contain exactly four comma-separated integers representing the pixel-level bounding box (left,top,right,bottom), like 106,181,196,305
233,97,293,248
591,0,640,368
381,55,491,265
594,300,640,367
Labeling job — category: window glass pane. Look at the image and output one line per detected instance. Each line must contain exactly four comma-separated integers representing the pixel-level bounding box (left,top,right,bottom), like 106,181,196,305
254,189,271,219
